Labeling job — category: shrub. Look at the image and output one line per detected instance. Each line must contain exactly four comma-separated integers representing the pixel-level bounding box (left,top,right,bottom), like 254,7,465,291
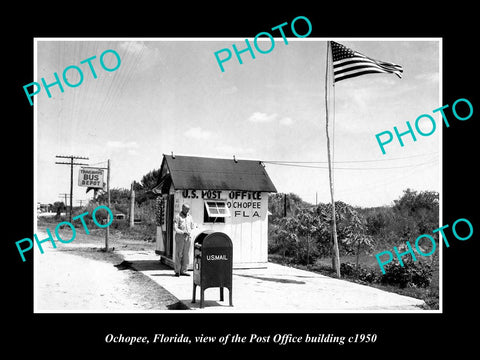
135,200,157,225
340,262,380,284
294,236,320,265
340,262,356,276
358,267,380,283
380,258,432,288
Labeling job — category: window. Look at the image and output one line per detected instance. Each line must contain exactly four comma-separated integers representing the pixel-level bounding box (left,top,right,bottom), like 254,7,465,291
203,200,230,223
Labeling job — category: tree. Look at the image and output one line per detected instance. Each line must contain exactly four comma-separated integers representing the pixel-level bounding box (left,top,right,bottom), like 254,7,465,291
363,207,391,237
271,196,377,276
278,208,325,265
96,188,129,205
274,219,298,260
133,168,161,204
393,188,439,235
268,192,312,221
393,188,439,214
293,209,322,264
315,201,358,273
342,210,373,270
52,201,65,217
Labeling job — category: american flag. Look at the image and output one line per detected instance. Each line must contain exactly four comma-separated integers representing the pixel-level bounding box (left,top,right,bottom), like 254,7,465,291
331,41,403,82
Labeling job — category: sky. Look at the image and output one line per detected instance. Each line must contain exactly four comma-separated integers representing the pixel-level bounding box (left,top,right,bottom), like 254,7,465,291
35,38,440,208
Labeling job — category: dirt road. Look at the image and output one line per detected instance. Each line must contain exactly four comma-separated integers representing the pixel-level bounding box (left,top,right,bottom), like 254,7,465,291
34,226,185,312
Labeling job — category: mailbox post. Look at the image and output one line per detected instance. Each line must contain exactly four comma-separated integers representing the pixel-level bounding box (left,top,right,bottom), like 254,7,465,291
192,230,233,308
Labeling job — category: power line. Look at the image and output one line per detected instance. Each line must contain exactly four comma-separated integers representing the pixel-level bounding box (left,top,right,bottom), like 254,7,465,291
263,158,438,171
334,161,439,199
263,152,439,165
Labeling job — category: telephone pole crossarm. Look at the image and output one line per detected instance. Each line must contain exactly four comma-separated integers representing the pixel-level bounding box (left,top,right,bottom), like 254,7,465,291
56,155,89,160
55,155,90,223
55,161,89,165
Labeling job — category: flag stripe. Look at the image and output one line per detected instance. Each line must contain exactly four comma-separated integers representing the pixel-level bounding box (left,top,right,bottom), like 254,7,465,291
335,69,401,82
334,58,403,77
334,59,403,72
331,41,403,83
334,63,403,78
334,60,403,73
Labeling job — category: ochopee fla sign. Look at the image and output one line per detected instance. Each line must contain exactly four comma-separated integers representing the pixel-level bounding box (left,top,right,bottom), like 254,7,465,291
78,168,104,188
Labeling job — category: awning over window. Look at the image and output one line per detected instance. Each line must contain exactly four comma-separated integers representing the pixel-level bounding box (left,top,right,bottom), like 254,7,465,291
204,200,231,218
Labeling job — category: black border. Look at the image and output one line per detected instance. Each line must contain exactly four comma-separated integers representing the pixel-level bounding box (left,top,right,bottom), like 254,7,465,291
6,6,478,355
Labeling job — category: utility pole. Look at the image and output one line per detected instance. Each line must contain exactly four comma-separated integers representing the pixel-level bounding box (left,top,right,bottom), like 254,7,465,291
106,159,111,250
81,160,111,251
58,193,69,215
129,181,135,228
59,193,68,207
55,155,89,223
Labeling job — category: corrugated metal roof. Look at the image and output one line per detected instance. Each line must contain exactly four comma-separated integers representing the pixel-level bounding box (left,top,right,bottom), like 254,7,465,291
159,155,277,192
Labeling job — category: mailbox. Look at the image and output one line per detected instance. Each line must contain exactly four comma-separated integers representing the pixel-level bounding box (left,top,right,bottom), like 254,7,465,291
192,230,233,308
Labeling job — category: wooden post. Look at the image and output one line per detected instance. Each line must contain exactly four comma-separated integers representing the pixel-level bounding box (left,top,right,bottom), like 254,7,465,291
105,159,111,251
130,182,135,228
69,157,73,223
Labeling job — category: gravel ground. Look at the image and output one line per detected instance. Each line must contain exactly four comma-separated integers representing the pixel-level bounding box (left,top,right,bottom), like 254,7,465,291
34,225,186,312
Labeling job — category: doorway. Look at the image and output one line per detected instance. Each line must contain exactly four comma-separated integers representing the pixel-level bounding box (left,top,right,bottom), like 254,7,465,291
165,194,174,258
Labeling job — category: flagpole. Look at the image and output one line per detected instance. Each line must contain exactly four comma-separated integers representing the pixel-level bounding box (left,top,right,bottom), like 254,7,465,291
325,41,341,278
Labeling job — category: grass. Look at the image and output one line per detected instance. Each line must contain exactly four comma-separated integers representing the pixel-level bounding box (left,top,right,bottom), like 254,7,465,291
37,216,157,250
268,253,439,310
37,216,156,243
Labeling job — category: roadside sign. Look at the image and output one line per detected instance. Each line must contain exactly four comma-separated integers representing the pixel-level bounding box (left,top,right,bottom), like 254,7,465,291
78,168,104,188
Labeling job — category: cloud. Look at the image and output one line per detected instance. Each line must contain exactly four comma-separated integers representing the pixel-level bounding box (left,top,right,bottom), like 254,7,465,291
248,112,278,123
247,112,294,126
185,127,212,140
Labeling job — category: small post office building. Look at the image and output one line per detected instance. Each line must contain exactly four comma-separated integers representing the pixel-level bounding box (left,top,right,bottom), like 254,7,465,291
153,154,277,269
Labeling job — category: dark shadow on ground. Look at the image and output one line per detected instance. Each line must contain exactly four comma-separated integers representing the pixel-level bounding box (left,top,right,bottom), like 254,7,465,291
151,273,184,277
167,301,190,310
112,260,192,310
183,298,230,309
114,260,170,271
235,274,305,284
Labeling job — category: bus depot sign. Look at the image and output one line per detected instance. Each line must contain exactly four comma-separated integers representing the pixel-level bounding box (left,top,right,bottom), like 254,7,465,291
78,167,104,188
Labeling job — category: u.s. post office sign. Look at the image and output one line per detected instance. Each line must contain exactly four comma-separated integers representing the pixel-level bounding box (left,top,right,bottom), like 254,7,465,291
78,168,104,188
